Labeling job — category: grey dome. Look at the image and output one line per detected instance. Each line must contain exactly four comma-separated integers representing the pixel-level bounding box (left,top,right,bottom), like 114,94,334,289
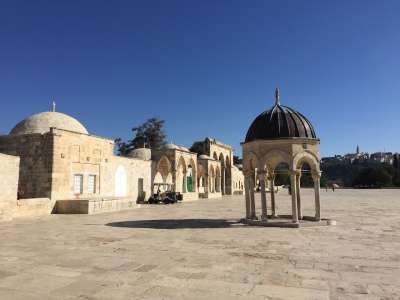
245,90,317,143
165,143,179,150
10,112,88,135
179,146,190,152
128,148,151,161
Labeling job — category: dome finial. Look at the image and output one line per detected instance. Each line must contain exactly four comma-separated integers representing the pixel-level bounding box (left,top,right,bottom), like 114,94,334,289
52,101,56,112
275,88,280,105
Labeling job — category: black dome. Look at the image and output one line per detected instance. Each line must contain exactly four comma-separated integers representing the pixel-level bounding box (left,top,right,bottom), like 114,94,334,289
245,93,317,143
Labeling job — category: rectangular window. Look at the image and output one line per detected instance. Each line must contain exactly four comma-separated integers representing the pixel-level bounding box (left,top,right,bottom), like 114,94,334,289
73,174,83,194
88,175,96,194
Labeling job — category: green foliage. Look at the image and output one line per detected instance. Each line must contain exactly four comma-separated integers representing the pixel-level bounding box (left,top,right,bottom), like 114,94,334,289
233,155,242,165
189,142,203,155
322,159,400,188
116,117,167,155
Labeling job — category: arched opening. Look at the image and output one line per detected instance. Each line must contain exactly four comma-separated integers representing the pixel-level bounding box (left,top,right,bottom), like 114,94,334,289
115,165,127,197
153,172,163,184
188,159,197,192
153,156,173,192
186,165,193,192
213,152,218,161
176,156,186,193
294,154,321,221
300,162,313,187
219,153,225,195
209,165,215,193
197,164,205,193
274,162,290,186
225,155,232,194
215,166,221,192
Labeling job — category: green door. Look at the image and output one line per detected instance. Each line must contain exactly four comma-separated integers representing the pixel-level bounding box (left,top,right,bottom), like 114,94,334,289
187,176,193,192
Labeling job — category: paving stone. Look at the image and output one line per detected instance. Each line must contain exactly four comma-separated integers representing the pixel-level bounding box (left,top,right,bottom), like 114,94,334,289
0,190,399,299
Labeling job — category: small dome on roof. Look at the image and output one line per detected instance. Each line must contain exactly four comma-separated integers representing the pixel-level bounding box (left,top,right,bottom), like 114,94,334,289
198,154,211,160
179,146,190,152
127,148,151,161
245,89,317,143
164,143,179,150
10,111,88,135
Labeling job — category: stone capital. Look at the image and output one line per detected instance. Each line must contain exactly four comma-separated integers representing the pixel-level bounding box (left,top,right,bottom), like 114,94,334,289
290,169,302,176
311,171,322,180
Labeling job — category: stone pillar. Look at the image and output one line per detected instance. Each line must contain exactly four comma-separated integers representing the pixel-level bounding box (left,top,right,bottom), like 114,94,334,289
312,172,321,221
269,173,277,217
296,170,302,220
249,175,256,219
244,176,251,219
258,171,268,221
221,167,225,195
290,171,298,223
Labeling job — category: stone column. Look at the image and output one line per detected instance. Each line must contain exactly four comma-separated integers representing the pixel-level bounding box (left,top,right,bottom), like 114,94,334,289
204,173,209,195
296,170,302,220
312,172,321,221
244,176,251,219
269,173,277,217
258,171,268,221
249,175,256,219
221,167,225,195
290,171,298,223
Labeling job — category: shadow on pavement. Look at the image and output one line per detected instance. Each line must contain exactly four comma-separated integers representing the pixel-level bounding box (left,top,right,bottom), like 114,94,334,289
106,219,244,229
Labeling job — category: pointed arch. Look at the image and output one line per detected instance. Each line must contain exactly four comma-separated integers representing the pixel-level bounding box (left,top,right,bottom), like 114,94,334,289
260,149,291,173
215,165,221,192
156,155,172,181
243,151,259,173
176,156,187,193
213,152,218,160
187,158,197,192
209,165,215,193
292,151,320,173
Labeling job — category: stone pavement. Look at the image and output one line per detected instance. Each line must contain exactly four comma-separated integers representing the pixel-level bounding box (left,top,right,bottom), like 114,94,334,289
0,189,399,300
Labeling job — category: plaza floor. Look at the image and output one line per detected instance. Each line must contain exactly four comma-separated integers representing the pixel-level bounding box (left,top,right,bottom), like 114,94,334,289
0,189,399,300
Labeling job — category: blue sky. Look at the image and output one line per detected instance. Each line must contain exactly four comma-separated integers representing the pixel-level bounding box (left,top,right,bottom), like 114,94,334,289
1,0,400,157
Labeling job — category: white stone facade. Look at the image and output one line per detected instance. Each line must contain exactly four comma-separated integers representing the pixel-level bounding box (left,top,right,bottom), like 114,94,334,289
0,111,244,219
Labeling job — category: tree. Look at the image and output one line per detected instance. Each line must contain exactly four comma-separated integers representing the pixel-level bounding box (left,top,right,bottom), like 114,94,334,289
116,117,167,155
233,155,242,165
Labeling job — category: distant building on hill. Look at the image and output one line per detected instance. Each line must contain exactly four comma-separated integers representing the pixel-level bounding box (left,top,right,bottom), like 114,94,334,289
322,145,397,166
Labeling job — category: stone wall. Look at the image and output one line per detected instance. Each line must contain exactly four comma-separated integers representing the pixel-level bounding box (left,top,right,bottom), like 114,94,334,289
103,155,152,201
0,153,19,221
0,134,53,199
232,165,244,195
15,198,54,218
152,147,199,199
56,197,139,214
50,129,152,203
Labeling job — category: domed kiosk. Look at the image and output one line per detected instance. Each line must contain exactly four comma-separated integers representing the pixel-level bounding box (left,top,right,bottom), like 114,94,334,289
242,89,321,226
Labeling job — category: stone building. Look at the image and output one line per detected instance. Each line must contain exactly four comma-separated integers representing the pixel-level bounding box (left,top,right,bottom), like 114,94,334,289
190,137,244,195
151,144,199,201
0,111,152,216
197,154,222,198
0,153,19,221
0,109,243,220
